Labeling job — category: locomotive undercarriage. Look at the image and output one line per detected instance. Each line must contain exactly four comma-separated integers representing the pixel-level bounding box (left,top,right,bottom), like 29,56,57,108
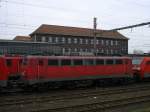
22,77,133,91
7,74,26,89
0,75,133,92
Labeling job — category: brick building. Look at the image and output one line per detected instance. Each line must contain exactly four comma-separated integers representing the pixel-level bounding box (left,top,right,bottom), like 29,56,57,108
30,24,128,55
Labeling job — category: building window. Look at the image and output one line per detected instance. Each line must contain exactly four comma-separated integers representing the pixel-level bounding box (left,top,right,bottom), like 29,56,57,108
62,37,65,43
111,40,113,46
115,40,118,45
101,40,104,45
101,49,104,53
115,50,118,54
96,40,99,44
90,49,94,52
85,48,88,52
106,49,109,54
80,48,83,52
85,39,88,44
68,48,71,52
106,40,109,46
62,48,65,54
46,37,49,42
91,39,94,44
74,38,78,44
80,38,83,44
111,49,113,54
65,48,68,52
55,37,59,43
74,48,77,52
49,37,52,43
96,48,99,52
68,38,71,44
42,36,46,42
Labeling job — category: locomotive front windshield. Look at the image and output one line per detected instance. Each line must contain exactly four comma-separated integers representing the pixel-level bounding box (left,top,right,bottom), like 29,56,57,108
132,57,143,65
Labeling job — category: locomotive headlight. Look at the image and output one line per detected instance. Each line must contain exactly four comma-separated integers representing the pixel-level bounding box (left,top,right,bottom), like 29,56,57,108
21,71,25,76
133,66,141,71
136,67,141,70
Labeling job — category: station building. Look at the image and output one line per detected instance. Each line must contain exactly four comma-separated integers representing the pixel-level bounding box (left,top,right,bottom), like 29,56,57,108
30,24,128,55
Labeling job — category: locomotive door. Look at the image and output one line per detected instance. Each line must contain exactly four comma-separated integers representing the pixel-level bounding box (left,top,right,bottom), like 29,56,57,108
125,59,131,74
37,59,46,80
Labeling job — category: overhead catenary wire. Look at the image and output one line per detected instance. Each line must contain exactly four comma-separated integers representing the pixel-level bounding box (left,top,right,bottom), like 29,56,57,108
110,22,150,31
1,0,81,13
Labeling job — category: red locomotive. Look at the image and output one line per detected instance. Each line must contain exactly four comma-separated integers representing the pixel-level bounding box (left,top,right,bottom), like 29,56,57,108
0,55,133,89
0,55,23,87
132,57,150,80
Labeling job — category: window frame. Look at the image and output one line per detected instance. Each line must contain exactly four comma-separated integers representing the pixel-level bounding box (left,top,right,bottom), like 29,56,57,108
106,59,114,65
61,59,71,66
48,59,59,66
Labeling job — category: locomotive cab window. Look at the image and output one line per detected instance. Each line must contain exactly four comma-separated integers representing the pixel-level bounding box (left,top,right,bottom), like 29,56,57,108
96,59,104,65
146,61,150,65
48,59,59,66
106,59,114,65
6,59,12,67
73,60,83,66
115,59,123,64
61,59,71,66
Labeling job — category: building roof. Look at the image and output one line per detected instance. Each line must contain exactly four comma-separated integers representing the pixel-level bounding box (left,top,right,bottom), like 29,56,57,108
13,36,31,41
30,24,128,40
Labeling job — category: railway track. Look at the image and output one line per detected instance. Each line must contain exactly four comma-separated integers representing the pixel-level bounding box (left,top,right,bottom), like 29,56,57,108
32,91,150,112
0,82,150,106
1,82,150,112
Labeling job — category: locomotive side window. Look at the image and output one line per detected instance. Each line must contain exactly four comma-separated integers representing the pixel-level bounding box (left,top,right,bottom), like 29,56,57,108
48,59,59,66
125,60,129,64
84,59,94,65
73,60,83,66
146,61,150,65
22,58,28,65
96,59,104,65
6,59,12,66
61,59,71,66
115,59,123,64
39,60,44,66
106,59,114,65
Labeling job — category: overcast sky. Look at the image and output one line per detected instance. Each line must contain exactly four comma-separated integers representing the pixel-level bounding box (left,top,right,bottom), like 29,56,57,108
0,0,150,53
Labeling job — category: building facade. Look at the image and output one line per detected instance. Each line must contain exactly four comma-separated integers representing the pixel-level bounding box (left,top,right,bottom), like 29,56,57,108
30,24,128,56
0,40,61,55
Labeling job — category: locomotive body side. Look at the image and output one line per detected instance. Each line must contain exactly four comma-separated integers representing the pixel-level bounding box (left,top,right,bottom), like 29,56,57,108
22,56,133,85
